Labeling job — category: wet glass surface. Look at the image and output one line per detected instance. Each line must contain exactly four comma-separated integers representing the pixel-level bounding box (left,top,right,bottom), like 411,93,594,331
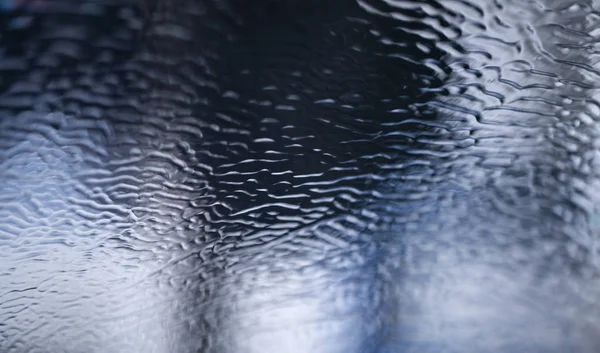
1,0,600,352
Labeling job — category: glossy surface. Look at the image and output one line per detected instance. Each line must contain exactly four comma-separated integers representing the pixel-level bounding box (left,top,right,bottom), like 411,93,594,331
1,0,600,352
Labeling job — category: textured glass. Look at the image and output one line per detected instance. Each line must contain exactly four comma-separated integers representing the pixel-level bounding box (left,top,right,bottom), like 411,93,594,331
1,0,600,352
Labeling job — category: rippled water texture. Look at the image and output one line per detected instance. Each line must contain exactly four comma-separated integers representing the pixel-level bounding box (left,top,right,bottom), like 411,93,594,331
2,0,600,352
